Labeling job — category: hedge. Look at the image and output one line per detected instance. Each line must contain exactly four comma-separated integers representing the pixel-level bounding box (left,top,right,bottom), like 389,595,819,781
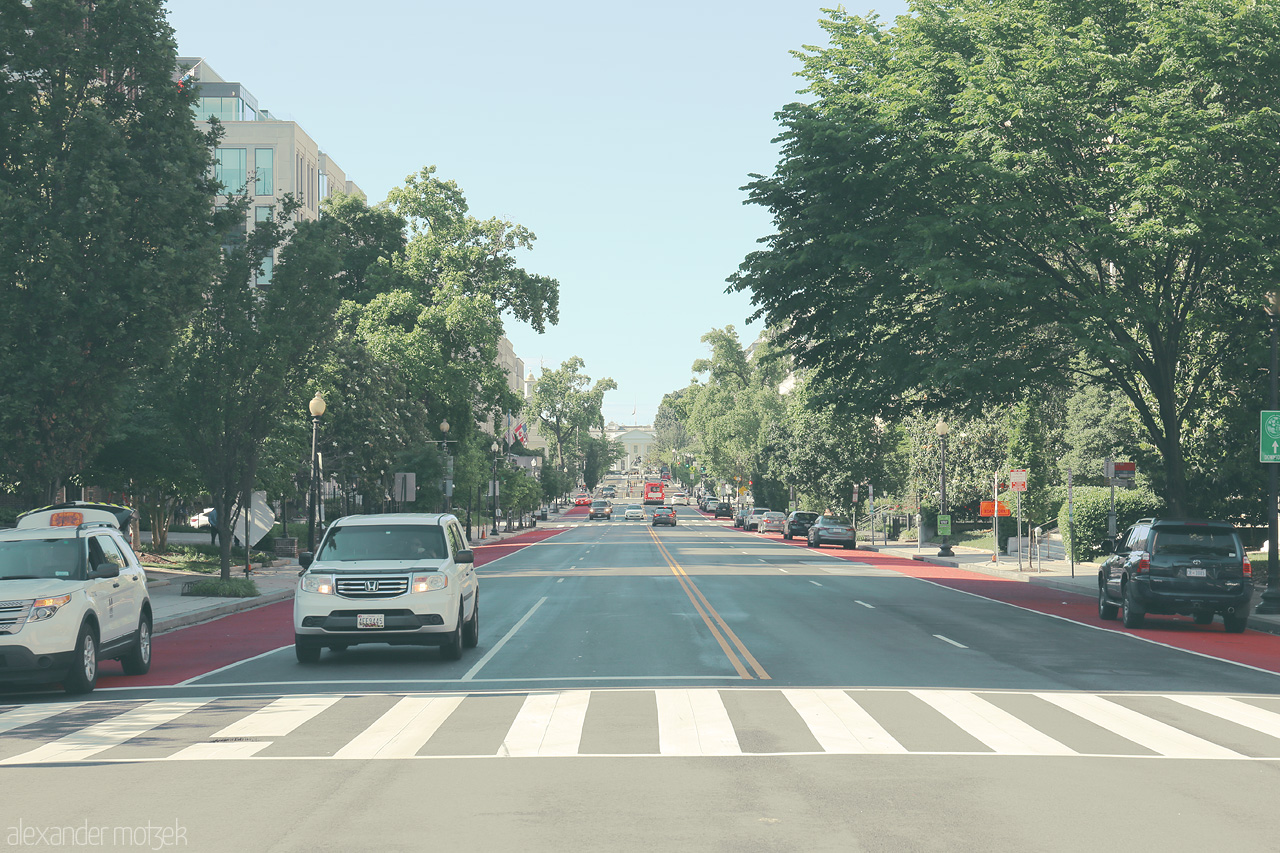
1058,486,1165,561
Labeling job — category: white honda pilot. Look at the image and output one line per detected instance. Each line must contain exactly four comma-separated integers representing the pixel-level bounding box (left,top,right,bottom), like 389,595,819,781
293,513,479,663
0,503,152,694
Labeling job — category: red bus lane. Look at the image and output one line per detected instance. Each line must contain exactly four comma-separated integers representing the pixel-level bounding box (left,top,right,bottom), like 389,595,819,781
96,524,570,689
759,530,1280,675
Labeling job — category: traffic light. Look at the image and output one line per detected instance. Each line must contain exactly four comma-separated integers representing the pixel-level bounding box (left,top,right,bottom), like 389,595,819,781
748,480,753,486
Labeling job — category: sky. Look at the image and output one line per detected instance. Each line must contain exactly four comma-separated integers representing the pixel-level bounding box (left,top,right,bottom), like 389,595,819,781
165,0,911,427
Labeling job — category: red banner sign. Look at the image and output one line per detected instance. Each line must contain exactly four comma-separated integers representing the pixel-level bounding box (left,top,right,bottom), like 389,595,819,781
980,500,1011,517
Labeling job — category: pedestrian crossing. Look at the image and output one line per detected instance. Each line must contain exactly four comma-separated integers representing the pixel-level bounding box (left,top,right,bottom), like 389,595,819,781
538,520,733,529
3,688,1280,763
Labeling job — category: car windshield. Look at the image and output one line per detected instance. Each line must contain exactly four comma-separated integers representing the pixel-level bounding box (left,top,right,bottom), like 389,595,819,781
627,506,641,511
0,538,84,580
793,512,818,522
1152,527,1239,557
823,516,851,526
315,524,448,562
592,501,607,507
765,513,785,520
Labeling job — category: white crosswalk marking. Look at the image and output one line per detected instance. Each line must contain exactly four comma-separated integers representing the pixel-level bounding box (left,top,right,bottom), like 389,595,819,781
210,696,339,739
656,689,741,755
1168,695,1280,741
913,691,1076,755
1037,692,1242,758
0,700,206,764
3,689,1275,763
783,689,906,754
334,695,465,759
501,691,591,756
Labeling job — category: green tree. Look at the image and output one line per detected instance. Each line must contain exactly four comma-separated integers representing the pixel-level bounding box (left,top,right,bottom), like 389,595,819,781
0,0,220,501
160,199,342,579
529,357,617,473
730,0,1280,515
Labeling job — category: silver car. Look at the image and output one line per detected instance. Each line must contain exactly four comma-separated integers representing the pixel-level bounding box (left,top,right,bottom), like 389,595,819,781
758,512,787,534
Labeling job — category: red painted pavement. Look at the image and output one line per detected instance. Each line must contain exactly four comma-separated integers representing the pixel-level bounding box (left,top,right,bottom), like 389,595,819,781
754,528,1280,674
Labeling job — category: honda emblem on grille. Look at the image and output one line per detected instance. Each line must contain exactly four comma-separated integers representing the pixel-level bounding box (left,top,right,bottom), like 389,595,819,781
1192,560,1201,566
365,580,379,592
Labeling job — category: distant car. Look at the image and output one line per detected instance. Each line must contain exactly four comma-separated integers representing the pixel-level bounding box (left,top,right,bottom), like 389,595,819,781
670,492,688,506
715,503,734,519
1098,517,1252,631
624,505,644,521
574,495,591,507
758,512,787,534
733,507,750,528
652,507,677,527
784,511,819,540
745,508,771,531
807,515,856,549
188,508,214,529
589,500,613,520
704,499,720,513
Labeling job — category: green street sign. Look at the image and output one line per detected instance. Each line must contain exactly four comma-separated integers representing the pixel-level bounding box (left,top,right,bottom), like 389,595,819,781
1262,412,1280,463
937,514,952,536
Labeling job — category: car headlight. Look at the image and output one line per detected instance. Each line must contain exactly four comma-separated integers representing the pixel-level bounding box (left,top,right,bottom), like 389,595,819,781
300,574,335,595
412,573,447,593
30,594,72,621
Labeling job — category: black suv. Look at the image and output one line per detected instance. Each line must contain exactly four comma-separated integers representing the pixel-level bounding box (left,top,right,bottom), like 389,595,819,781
715,502,734,519
1098,518,1252,632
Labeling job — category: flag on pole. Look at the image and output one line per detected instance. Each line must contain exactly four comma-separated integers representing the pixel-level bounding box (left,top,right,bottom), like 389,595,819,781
514,422,528,444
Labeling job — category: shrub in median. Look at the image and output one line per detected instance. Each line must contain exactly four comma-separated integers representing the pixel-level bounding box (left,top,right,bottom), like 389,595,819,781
1059,486,1164,561
181,577,260,598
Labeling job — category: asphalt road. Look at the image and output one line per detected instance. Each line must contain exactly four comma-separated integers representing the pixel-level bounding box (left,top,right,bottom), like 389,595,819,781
4,501,1280,851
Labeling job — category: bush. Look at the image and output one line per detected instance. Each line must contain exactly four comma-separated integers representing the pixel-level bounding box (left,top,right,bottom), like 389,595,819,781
1059,486,1165,561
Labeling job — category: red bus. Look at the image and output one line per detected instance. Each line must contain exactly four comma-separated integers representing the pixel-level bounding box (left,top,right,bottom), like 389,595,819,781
644,481,665,505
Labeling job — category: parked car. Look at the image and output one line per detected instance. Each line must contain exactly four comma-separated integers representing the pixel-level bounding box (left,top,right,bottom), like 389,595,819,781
745,507,771,531
705,499,720,514
1098,518,1252,631
624,505,645,521
733,507,750,528
716,503,735,519
758,512,787,534
589,500,613,521
188,508,214,529
784,511,819,540
294,513,479,662
807,515,856,549
0,503,153,694
652,507,677,527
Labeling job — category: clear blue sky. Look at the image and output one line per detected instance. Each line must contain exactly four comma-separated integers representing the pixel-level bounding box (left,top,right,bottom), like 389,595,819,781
165,0,911,426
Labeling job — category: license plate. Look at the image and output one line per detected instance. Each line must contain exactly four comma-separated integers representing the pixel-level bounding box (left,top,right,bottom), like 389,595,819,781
1186,568,1207,578
357,613,384,629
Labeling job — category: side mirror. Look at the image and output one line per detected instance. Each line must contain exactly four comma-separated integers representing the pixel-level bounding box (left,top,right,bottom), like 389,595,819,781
91,563,120,579
1099,540,1114,555
455,549,474,565
299,552,314,569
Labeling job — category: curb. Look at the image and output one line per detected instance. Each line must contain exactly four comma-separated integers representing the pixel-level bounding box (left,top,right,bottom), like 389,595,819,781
154,587,294,635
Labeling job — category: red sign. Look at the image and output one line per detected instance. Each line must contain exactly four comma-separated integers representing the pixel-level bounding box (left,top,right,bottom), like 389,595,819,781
980,501,1011,517
1113,462,1136,479
1009,469,1028,492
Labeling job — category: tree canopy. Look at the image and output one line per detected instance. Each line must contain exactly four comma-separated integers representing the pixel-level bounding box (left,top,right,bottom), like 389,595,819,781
730,0,1280,514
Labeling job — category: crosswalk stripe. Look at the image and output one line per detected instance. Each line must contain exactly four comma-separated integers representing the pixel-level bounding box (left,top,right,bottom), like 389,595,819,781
333,695,465,759
0,702,83,735
501,691,591,756
0,700,206,764
168,740,271,760
656,689,740,755
1037,693,1242,758
912,691,1076,755
210,696,339,739
1166,695,1280,741
783,689,906,754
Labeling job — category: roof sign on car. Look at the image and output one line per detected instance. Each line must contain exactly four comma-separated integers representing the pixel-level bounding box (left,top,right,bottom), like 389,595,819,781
50,512,84,527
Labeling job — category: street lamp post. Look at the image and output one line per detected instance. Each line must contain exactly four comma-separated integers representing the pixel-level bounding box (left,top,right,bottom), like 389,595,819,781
936,420,954,557
1259,293,1280,614
307,392,326,553
439,419,451,512
491,440,500,536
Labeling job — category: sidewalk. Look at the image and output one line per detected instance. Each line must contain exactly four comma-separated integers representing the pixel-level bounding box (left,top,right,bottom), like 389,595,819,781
142,505,579,635
860,537,1280,635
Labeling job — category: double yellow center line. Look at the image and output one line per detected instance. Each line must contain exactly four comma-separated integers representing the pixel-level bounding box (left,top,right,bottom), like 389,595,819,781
648,526,770,680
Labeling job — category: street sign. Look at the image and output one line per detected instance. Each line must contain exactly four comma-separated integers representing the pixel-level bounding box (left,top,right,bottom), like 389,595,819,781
1010,469,1028,492
852,485,859,502
1113,462,1135,479
1263,411,1280,463
937,514,952,536
980,500,1011,517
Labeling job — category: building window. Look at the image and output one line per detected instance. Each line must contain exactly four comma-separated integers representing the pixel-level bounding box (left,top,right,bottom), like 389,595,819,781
255,252,273,286
254,206,272,228
254,148,273,196
214,148,247,193
319,171,329,201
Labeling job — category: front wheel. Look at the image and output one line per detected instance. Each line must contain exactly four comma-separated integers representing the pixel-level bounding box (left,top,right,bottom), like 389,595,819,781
463,592,480,648
295,636,321,664
1223,611,1249,633
441,603,465,660
1097,584,1119,621
64,623,99,694
1121,583,1145,628
121,612,152,675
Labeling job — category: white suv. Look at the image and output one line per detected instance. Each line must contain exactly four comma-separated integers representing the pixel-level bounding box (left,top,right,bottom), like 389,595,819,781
0,503,152,694
293,513,479,663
